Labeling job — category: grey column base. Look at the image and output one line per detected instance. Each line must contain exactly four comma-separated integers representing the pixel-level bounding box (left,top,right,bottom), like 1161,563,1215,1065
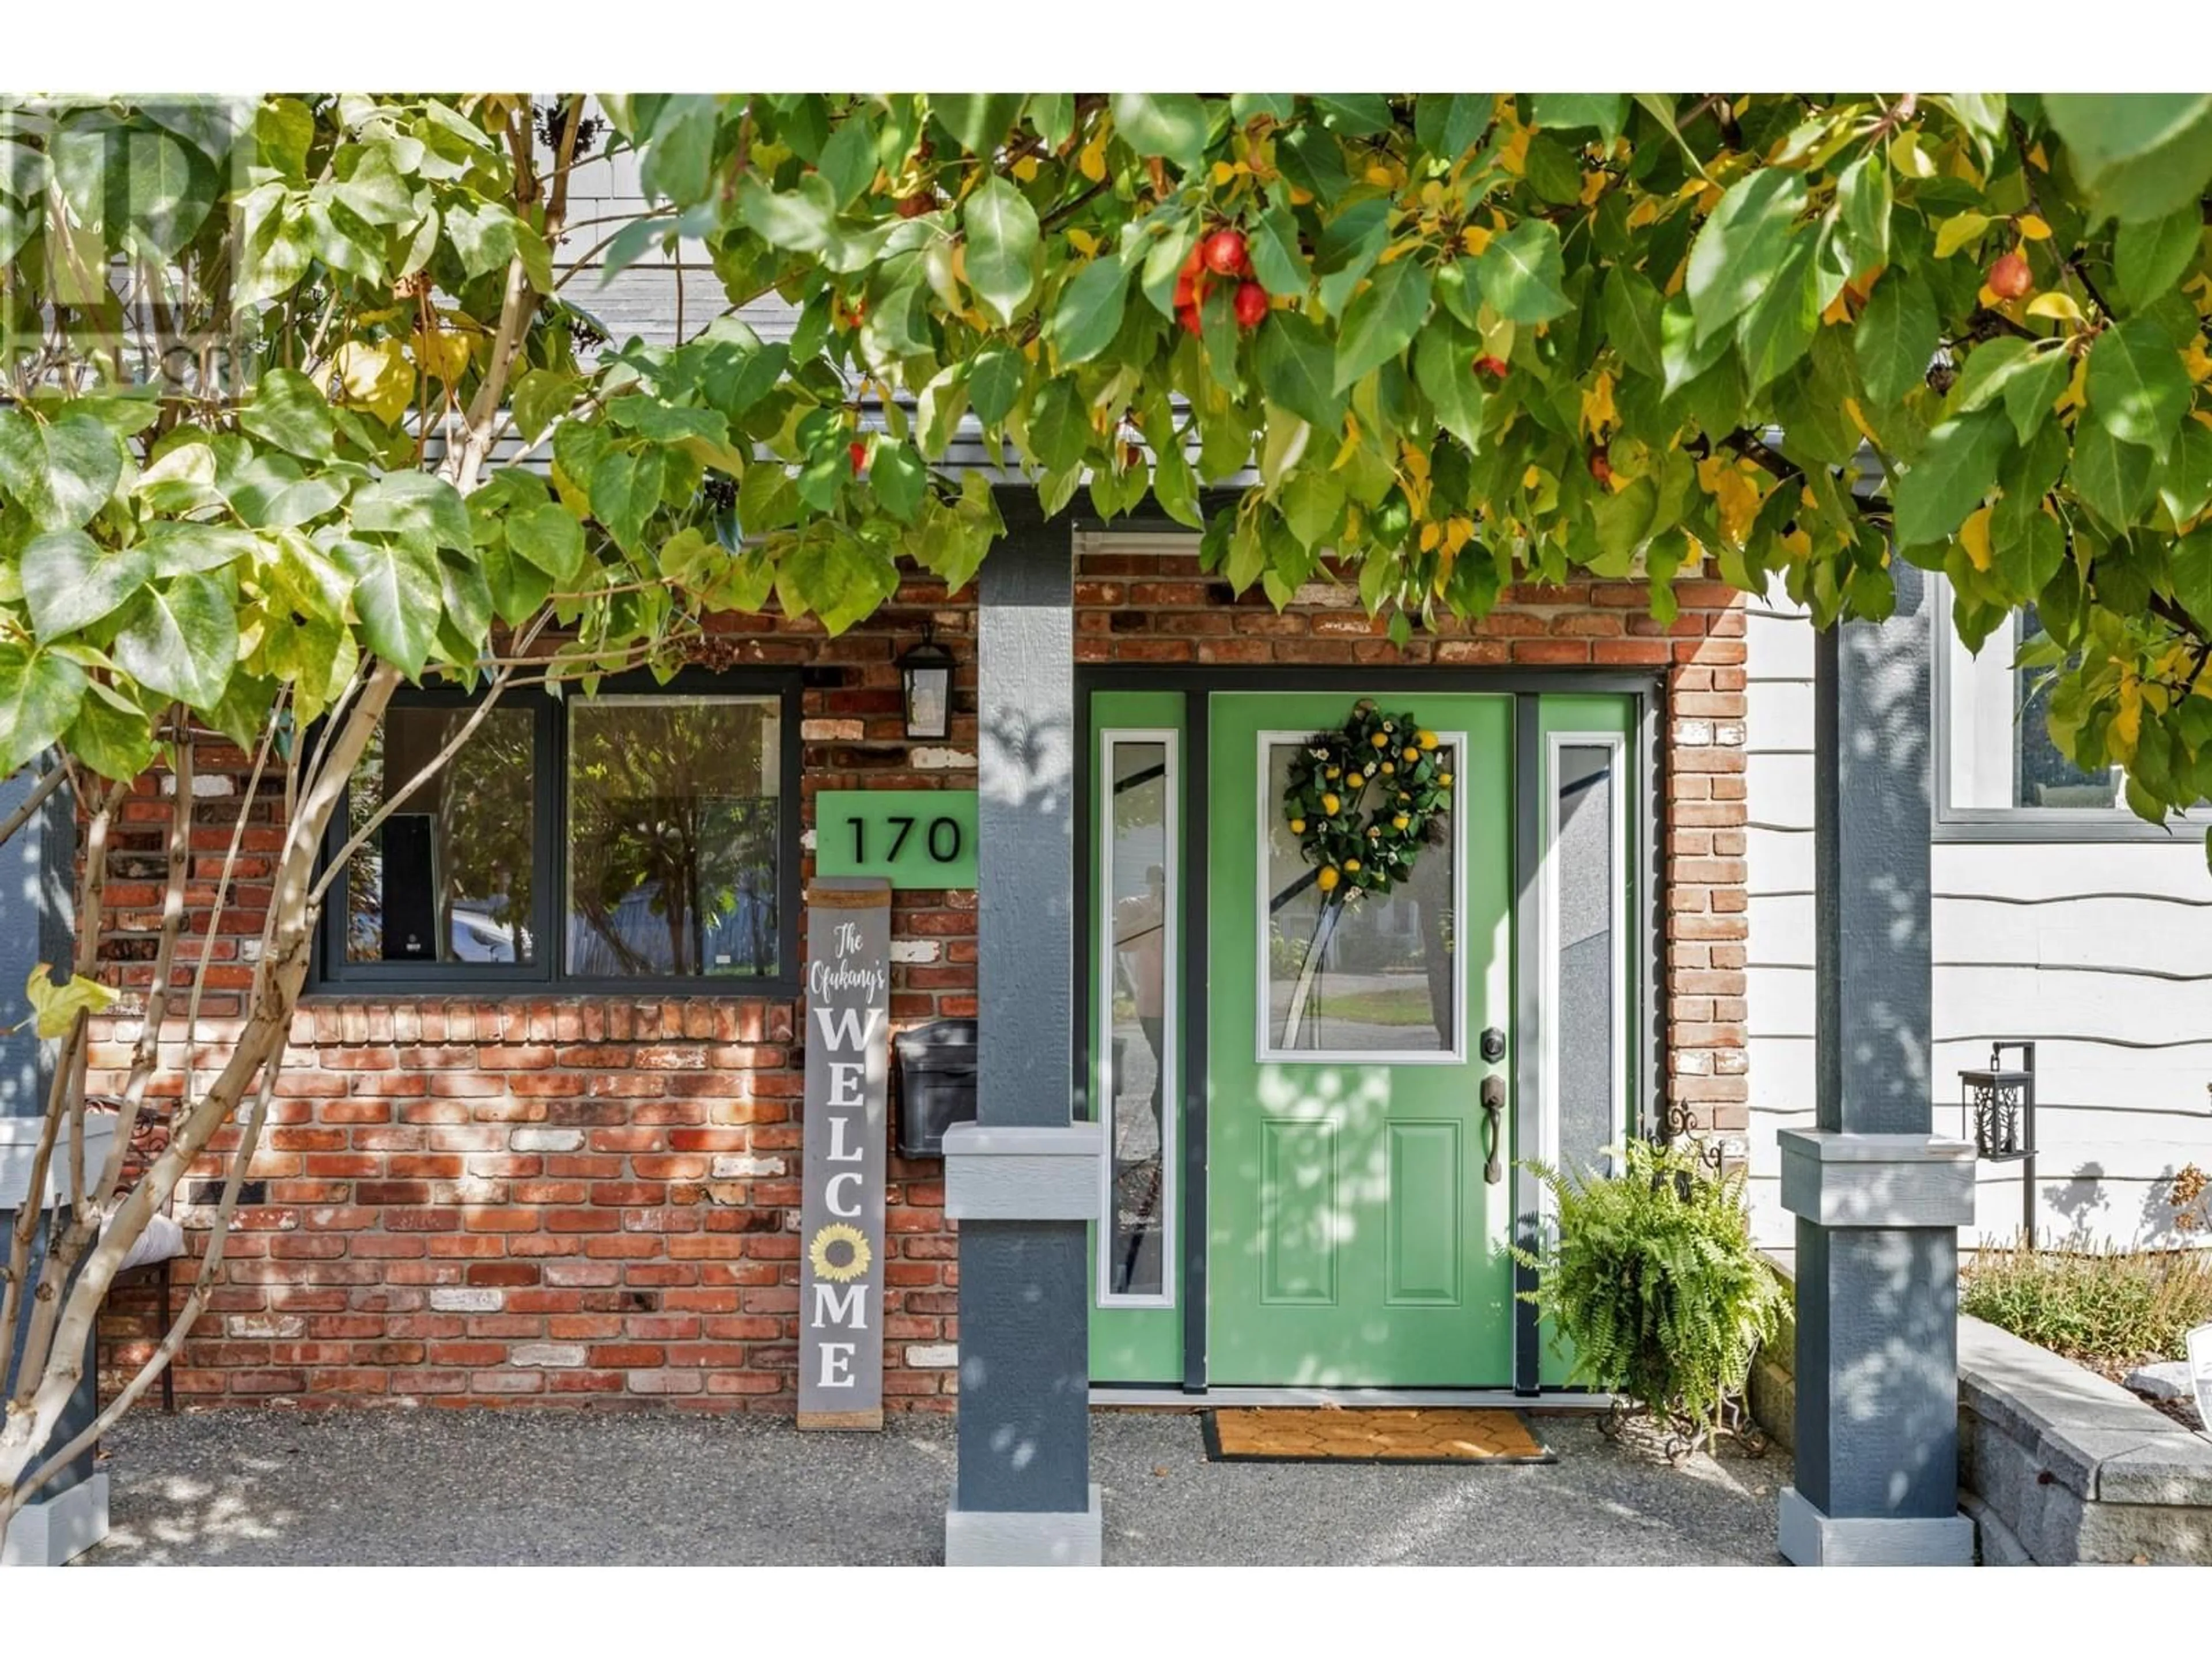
1778,1485,1974,1567
945,1482,1103,1567
1,1470,108,1567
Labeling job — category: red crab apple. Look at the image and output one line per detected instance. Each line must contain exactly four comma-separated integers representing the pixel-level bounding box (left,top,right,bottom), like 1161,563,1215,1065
1233,281,1269,328
1177,303,1203,337
1987,251,2033,300
1202,228,1250,277
849,440,868,474
1474,354,1509,380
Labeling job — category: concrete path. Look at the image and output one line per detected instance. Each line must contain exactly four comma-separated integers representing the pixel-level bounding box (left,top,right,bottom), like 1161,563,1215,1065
80,1407,1785,1566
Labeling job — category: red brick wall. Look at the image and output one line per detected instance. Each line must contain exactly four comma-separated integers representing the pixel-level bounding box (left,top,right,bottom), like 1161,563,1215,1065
94,534,1748,1412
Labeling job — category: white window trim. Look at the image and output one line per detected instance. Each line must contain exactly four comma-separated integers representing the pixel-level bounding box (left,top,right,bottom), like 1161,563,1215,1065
1539,732,1630,1218
1095,727,1179,1312
1252,728,1471,1067
1931,571,2201,843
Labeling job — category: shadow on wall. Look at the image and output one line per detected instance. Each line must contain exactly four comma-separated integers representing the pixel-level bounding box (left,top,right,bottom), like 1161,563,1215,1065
979,703,1071,820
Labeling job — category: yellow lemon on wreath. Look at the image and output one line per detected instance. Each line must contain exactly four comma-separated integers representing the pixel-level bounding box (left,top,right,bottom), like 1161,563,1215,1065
1370,732,1389,748
1320,793,1340,815
1403,746,1420,762
1344,858,1361,873
1417,730,1439,749
1439,771,1453,786
1316,865,1340,892
1393,814,1410,831
1325,766,1342,779
1381,761,1396,775
1289,817,1306,834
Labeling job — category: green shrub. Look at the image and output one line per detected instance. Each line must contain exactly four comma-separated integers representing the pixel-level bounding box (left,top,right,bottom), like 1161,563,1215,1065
1960,1240,2212,1368
1514,1138,1787,1448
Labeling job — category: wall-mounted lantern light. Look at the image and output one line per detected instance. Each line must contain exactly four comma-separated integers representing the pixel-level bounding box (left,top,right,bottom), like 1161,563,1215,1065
899,624,955,741
1960,1040,2037,1239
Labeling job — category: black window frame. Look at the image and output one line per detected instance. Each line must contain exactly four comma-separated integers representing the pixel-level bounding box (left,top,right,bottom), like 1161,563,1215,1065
313,666,804,998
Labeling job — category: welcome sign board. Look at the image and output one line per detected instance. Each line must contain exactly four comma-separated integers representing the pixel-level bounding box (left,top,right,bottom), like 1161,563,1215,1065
796,877,893,1431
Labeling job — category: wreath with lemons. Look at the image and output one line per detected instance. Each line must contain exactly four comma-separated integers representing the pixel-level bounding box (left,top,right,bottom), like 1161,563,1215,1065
1282,700,1452,901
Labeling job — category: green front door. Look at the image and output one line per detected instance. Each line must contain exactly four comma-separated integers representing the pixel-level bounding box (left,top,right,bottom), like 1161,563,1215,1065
1206,692,1514,1387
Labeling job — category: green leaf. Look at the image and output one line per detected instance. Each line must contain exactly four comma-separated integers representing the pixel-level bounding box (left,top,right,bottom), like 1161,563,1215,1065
2173,528,2212,631
2070,421,2157,528
510,369,584,445
1853,270,1938,406
870,444,928,522
930,94,1025,157
640,95,719,204
775,525,900,637
351,471,472,550
1686,169,1807,344
1334,258,1433,391
1047,256,1130,365
1736,238,1817,392
1894,410,2010,548
1834,151,1891,271
222,454,347,530
113,574,238,709
0,411,123,532
142,522,259,578
816,115,878,209
2157,421,2212,527
1248,198,1312,297
2086,318,2193,460
1472,220,1570,324
1110,94,1210,174
1659,292,1728,397
963,175,1039,327
67,680,160,782
1601,266,1665,381
2044,94,2212,225
1256,311,1347,433
1414,323,1487,448
21,530,151,641
335,539,441,679
2114,204,2204,310
2001,351,2071,446
239,366,336,461
1024,378,1089,473
967,344,1026,427
506,502,586,581
0,645,88,775
436,549,494,649
1528,93,1628,146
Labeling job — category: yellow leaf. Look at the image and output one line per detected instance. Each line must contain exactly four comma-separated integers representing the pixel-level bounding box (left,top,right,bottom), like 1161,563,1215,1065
1364,163,1399,189
1580,368,1618,439
1821,290,1852,326
1889,130,1936,179
1498,127,1531,177
2055,351,2090,416
1210,160,1237,186
1696,454,1764,548
1077,130,1108,183
328,338,413,427
2026,291,2085,325
1522,464,1544,489
1580,170,1608,207
2016,214,2052,241
1959,505,1994,571
1624,196,1662,230
1460,224,1493,256
2028,142,2048,171
1419,520,1442,552
1934,212,1991,258
1066,228,1099,257
1012,155,1039,183
1977,282,2004,308
1442,516,1475,556
2113,674,2143,760
410,327,471,385
25,965,116,1040
2184,335,2212,384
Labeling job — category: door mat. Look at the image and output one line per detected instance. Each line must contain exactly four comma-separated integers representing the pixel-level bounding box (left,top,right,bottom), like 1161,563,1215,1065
1201,1407,1556,1465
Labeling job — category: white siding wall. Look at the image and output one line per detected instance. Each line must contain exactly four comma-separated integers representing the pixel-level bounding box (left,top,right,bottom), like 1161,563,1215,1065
1742,600,2212,1252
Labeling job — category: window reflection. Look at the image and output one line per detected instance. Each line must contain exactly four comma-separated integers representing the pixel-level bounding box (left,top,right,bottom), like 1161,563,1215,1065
565,697,783,979
345,707,536,965
1104,738,1171,1300
1556,744,1619,1179
1262,739,1456,1055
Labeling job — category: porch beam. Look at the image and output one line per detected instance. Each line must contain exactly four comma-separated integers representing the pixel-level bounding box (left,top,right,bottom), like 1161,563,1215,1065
1779,565,1976,1567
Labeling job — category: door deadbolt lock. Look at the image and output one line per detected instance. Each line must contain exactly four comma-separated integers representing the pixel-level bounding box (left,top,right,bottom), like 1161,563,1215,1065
1480,1027,1506,1063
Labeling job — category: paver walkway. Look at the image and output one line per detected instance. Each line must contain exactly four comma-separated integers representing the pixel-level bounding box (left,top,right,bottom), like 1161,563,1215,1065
79,1406,1786,1566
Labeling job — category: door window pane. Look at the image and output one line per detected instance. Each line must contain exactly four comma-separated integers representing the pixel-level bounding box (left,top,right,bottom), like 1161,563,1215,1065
1260,737,1457,1057
1555,743,1620,1179
565,697,783,979
1102,736,1173,1300
344,707,536,965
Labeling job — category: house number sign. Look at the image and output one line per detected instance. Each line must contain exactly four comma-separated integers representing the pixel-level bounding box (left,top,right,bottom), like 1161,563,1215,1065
797,877,893,1431
814,789,978,889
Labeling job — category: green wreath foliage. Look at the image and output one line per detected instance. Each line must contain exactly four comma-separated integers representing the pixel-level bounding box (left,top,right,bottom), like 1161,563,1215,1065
1281,699,1452,900
1514,1137,1788,1448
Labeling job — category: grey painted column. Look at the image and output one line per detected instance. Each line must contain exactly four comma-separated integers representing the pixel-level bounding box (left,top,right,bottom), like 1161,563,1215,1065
1,766,110,1567
1778,564,1976,1567
942,512,1104,1566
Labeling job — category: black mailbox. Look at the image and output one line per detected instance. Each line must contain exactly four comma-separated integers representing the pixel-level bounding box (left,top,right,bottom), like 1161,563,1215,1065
895,1019,978,1158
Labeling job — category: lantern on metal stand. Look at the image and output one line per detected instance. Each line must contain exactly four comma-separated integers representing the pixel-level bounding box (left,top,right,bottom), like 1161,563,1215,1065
1958,1040,2036,1243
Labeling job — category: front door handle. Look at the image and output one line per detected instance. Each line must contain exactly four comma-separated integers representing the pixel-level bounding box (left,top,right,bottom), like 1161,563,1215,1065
1480,1075,1504,1185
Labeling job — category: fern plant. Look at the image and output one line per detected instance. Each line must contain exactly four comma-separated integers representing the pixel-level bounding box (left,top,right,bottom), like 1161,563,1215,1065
1513,1138,1787,1451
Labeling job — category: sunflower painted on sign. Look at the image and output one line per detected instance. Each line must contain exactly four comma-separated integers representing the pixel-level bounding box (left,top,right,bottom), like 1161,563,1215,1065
808,1222,872,1284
